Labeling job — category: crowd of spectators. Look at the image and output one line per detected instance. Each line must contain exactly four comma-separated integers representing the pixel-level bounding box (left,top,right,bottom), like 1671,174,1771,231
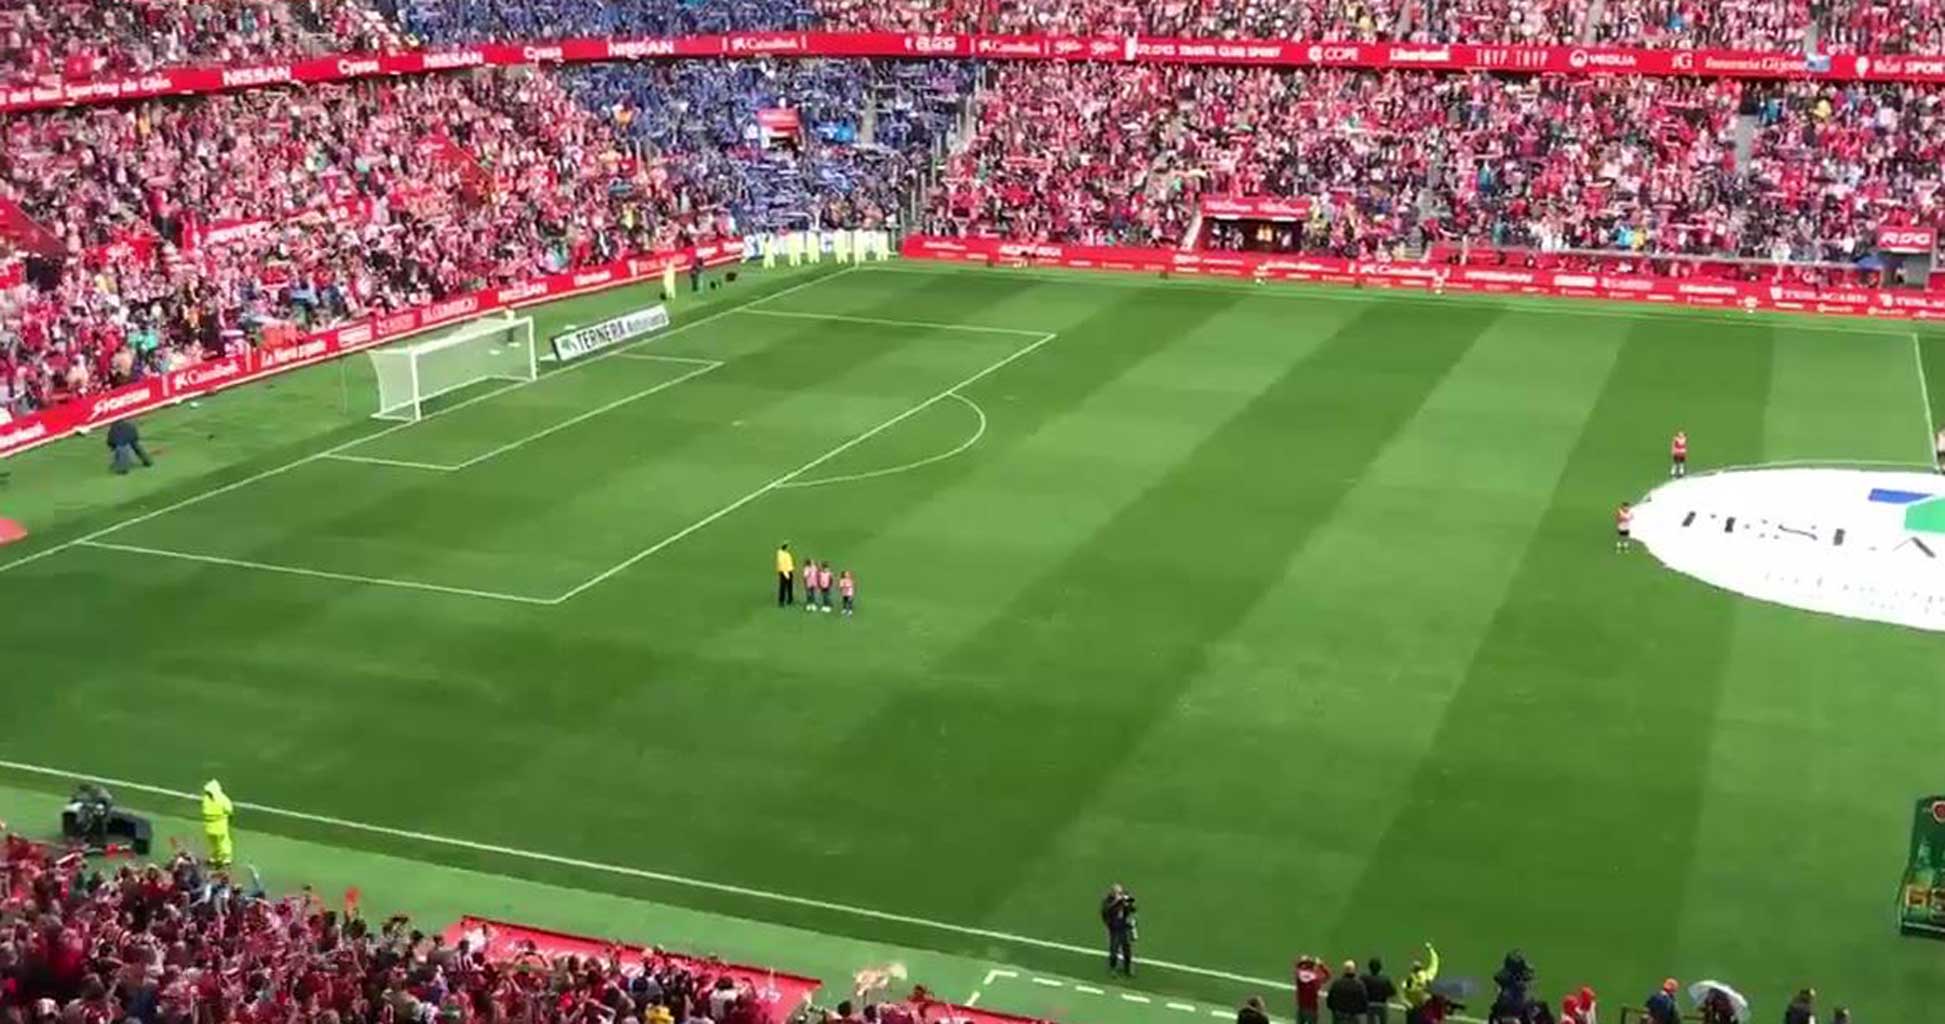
0,68,733,417
0,832,785,1024
358,0,1835,50
0,55,967,418
0,0,399,87
557,58,968,233
387,0,819,47
923,62,1945,268
26,0,1945,77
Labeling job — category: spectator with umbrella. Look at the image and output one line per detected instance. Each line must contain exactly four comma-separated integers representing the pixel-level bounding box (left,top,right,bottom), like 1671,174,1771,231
1690,980,1748,1024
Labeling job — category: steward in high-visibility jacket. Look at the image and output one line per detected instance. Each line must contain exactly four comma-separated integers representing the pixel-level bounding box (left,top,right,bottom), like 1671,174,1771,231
1402,943,1440,1009
201,780,235,868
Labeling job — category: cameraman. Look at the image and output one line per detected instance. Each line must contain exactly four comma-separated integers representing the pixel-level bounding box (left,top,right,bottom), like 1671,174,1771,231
1100,883,1137,976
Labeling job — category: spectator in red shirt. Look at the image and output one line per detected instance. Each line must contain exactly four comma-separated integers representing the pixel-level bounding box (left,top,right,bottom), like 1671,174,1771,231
1296,955,1332,1024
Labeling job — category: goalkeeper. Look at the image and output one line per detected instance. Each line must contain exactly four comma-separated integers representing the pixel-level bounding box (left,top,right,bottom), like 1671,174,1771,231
200,779,235,868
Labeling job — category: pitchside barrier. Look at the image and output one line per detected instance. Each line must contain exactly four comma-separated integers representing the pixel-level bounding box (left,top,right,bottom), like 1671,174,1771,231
441,916,822,1022
439,917,1050,1024
1618,1010,1706,1024
900,235,1945,320
7,32,1945,118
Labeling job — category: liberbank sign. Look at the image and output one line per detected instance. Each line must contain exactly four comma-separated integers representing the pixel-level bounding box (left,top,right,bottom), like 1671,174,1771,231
1633,466,1945,632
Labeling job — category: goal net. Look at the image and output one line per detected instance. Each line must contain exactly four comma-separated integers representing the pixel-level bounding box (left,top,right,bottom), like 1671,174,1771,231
367,315,537,422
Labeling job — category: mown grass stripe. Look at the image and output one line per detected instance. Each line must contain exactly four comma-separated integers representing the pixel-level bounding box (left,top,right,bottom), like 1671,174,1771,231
1331,317,1778,991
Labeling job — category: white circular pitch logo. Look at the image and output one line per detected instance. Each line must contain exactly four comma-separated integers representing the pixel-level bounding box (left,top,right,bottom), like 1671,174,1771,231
1632,466,1945,632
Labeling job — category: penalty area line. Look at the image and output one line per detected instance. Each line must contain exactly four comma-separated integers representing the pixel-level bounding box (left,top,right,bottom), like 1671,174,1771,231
0,757,1285,992
73,540,556,605
0,267,856,582
732,307,1051,337
550,331,1057,603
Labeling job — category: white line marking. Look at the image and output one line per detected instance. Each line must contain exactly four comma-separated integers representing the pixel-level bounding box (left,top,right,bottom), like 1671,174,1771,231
1074,986,1104,996
0,267,853,581
858,263,1911,336
985,970,1018,983
1122,995,1152,1004
77,362,724,599
321,453,460,472
1168,1003,1198,1012
75,540,553,604
1031,978,1064,988
1915,332,1937,461
775,394,987,490
0,757,1287,991
550,330,1058,603
445,361,721,470
965,992,981,1007
614,353,724,366
734,307,1048,337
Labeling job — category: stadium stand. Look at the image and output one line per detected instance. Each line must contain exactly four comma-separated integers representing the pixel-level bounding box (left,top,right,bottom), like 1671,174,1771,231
555,59,971,233
0,0,402,86
9,0,1945,443
0,833,1071,1024
0,68,726,415
0,53,976,417
0,834,814,1024
920,63,1945,267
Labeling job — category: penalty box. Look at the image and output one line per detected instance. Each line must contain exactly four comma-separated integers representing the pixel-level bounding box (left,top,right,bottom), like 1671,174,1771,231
75,309,1052,605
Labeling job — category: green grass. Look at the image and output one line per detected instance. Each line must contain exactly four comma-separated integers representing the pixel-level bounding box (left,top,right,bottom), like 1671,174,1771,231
3,262,1944,1022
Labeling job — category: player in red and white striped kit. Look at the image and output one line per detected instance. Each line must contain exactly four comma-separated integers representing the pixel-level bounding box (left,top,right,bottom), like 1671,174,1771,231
1670,430,1689,478
1616,502,1633,552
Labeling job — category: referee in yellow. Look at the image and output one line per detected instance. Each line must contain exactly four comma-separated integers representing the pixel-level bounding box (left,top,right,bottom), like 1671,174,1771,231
776,543,795,607
200,779,235,868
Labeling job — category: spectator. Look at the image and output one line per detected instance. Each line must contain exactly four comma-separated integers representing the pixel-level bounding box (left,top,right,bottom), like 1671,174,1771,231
1329,961,1372,1024
1492,951,1536,1021
1702,988,1740,1024
1646,979,1682,1024
1363,958,1399,1024
1402,944,1440,1010
1296,956,1331,1024
104,416,150,474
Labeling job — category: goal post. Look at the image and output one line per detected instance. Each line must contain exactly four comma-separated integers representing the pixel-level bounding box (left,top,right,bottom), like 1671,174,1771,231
366,314,537,422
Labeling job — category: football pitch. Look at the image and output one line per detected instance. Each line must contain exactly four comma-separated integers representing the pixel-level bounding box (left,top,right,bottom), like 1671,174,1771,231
4,262,1945,1020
